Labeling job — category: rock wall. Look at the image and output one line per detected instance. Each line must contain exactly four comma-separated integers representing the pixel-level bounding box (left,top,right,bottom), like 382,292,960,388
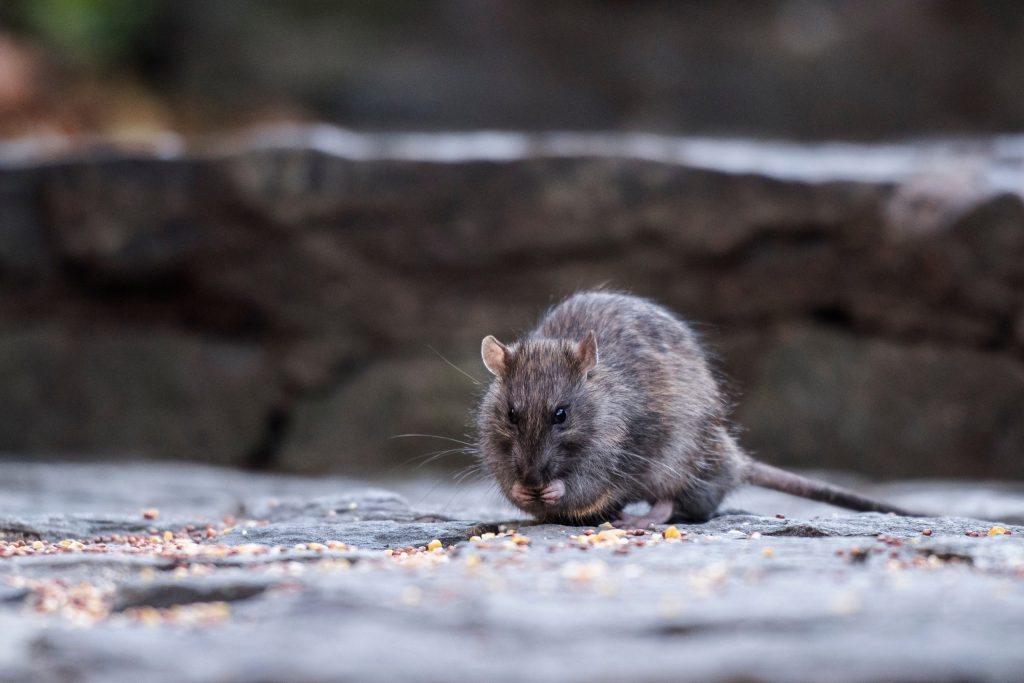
123,1,1024,140
1,127,1023,478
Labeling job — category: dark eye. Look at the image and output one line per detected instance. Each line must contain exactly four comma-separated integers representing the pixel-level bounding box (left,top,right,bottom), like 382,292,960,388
507,408,519,425
552,407,567,425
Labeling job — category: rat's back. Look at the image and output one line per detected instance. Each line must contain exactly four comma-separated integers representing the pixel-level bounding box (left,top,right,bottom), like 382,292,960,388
533,291,707,376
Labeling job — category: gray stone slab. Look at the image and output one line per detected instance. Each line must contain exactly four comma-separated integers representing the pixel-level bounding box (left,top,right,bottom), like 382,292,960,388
219,519,493,550
1,463,1023,683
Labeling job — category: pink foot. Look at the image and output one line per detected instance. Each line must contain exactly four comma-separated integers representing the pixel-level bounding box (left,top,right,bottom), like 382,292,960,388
540,480,565,505
612,499,674,529
510,483,533,507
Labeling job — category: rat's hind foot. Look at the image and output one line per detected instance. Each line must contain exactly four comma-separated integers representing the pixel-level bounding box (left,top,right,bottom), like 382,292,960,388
612,499,674,529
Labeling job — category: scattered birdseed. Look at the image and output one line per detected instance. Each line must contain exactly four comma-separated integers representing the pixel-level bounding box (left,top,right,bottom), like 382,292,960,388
561,560,608,582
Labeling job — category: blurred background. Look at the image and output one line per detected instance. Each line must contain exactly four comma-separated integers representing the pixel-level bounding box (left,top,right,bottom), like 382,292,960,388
1,0,1023,482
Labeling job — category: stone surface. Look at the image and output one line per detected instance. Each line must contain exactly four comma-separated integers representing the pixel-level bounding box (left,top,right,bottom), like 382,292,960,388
2,129,1024,476
50,2,1024,141
1,462,1023,682
736,326,1024,478
0,327,276,464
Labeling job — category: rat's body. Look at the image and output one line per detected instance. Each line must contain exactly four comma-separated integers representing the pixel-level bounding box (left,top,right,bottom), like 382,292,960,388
476,291,912,526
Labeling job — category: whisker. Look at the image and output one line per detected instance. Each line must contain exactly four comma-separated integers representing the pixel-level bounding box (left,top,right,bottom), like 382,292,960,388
415,448,477,470
620,450,686,481
427,344,482,385
390,433,474,446
384,448,475,478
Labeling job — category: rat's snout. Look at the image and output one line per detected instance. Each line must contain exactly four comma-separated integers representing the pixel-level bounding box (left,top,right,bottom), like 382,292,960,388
510,479,565,508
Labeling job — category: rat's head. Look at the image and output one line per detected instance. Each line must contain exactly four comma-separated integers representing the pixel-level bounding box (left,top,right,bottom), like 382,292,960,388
476,331,616,522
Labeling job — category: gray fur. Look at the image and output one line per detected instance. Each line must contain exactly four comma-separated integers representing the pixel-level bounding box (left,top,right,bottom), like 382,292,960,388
475,291,911,524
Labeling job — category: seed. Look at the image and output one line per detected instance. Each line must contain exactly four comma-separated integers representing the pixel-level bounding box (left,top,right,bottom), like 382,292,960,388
762,547,774,558
988,526,1009,537
142,508,160,520
921,528,933,536
662,526,682,540
426,539,443,552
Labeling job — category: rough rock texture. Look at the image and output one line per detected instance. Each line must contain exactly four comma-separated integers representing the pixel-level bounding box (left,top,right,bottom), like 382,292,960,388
49,1,1024,141
2,128,1024,476
1,463,1023,683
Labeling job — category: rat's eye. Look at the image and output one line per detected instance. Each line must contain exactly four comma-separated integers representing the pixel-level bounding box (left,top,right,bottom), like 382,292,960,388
507,408,519,425
552,407,567,425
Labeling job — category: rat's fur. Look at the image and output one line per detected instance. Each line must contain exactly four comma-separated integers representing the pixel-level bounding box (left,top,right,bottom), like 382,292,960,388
475,291,911,525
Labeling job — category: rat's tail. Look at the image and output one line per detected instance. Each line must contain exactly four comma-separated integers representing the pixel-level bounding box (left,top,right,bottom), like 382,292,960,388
746,460,917,516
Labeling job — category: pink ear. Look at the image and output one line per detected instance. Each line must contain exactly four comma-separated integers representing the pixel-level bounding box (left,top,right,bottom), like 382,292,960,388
481,335,510,376
577,331,598,373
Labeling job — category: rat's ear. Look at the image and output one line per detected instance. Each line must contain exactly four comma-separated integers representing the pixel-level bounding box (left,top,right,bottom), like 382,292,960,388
481,335,510,376
577,330,599,374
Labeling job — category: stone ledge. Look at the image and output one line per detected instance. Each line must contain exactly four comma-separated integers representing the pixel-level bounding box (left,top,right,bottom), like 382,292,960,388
1,127,1022,476
0,463,1022,683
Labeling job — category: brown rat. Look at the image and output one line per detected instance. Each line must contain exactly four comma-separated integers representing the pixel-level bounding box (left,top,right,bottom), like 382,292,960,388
475,291,914,527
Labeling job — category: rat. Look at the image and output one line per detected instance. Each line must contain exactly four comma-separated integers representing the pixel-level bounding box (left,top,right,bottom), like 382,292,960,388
475,290,914,527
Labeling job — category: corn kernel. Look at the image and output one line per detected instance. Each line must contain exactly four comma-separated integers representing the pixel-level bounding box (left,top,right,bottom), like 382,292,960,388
663,526,682,540
427,539,443,552
988,526,1009,536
